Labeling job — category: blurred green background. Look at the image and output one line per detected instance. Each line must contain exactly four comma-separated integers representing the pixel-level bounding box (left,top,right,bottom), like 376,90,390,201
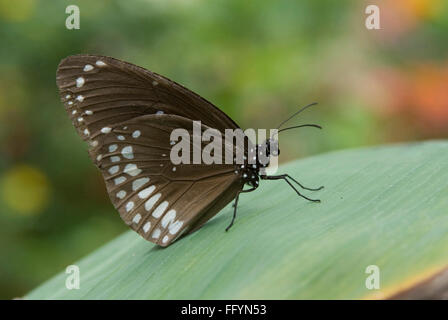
0,0,447,299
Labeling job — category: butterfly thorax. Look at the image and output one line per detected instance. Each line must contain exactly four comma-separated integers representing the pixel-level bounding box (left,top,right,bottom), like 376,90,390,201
238,162,260,189
237,139,280,189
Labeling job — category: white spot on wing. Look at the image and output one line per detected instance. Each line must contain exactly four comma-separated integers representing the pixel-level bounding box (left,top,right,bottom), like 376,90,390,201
76,77,85,88
132,177,149,191
117,135,125,141
116,190,126,199
83,64,94,72
109,144,118,152
124,163,142,176
85,110,93,115
126,201,134,212
152,228,161,239
145,193,161,211
110,156,120,162
143,222,151,233
76,95,84,102
169,220,184,235
162,235,169,244
108,165,119,175
101,127,112,134
132,130,141,138
114,176,126,185
121,146,134,159
138,185,155,199
96,60,106,66
152,201,168,218
161,210,176,228
132,213,141,224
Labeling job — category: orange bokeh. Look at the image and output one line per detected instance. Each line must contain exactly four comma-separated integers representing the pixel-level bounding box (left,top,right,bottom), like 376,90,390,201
379,0,442,38
376,62,448,132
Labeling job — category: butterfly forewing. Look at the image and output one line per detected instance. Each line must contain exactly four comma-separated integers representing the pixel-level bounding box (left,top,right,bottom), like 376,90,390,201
56,55,239,145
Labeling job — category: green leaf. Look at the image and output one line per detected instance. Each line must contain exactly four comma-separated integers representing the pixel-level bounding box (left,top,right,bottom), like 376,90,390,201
26,141,448,299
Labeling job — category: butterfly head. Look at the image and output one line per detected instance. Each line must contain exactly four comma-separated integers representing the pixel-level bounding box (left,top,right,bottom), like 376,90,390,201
257,138,280,168
265,138,280,158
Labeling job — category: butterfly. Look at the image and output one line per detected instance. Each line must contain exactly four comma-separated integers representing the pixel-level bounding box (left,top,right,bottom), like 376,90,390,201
56,55,323,247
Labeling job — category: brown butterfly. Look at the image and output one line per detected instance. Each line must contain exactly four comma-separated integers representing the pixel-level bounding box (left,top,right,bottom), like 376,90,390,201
56,55,323,247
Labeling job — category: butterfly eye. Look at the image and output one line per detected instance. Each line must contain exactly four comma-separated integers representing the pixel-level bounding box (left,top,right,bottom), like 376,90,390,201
268,140,279,156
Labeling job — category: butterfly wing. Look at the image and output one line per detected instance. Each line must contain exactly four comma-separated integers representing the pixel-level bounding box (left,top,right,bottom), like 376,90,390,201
90,114,243,246
56,55,248,246
56,54,240,147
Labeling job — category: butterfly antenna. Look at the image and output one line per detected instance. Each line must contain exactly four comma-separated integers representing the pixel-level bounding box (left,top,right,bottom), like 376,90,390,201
278,124,322,133
276,102,318,130
271,124,322,140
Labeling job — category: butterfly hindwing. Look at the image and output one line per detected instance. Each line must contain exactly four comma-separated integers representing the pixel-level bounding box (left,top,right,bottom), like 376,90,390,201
91,114,243,246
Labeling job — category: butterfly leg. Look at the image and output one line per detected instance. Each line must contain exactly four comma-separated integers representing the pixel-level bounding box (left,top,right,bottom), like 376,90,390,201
226,187,257,232
283,174,324,191
261,175,321,202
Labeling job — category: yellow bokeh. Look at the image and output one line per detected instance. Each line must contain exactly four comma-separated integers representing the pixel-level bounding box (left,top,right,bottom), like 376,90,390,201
0,0,35,22
0,164,51,216
398,0,443,19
